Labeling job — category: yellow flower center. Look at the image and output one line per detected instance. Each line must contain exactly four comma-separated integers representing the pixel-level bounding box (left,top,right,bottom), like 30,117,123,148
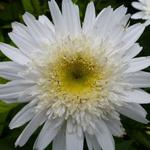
55,52,100,95
39,48,115,104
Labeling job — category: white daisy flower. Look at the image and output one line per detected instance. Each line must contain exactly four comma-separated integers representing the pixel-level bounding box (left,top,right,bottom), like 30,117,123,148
132,0,150,20
0,0,150,150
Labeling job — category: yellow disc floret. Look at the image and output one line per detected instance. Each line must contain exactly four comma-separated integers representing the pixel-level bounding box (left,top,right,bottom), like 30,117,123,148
54,52,101,95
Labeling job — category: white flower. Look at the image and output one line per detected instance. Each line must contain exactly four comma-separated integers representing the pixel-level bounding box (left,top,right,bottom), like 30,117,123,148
0,0,150,150
132,0,150,20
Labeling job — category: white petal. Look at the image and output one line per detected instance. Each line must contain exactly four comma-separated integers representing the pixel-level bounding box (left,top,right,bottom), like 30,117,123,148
117,23,145,52
125,57,150,73
85,133,93,150
131,11,145,19
132,2,145,10
11,22,29,39
93,6,113,39
34,118,64,150
0,80,34,95
104,117,124,137
83,2,95,33
124,71,150,88
23,13,53,48
66,126,84,150
113,6,127,23
0,80,34,103
8,32,39,55
17,85,38,102
15,110,46,147
85,133,101,150
23,12,43,38
0,93,20,102
0,43,30,65
39,15,55,32
49,0,66,36
0,72,19,80
10,108,34,128
118,103,148,123
108,6,129,48
9,100,38,129
121,89,150,104
0,61,25,80
11,22,45,55
95,119,115,150
52,125,66,150
62,0,81,35
123,44,142,61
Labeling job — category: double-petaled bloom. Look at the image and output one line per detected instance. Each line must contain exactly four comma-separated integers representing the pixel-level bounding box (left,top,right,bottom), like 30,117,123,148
132,0,150,20
0,0,150,150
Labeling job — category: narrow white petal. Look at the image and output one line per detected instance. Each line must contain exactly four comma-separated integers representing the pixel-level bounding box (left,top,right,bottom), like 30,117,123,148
118,103,148,123
0,43,30,65
0,93,20,102
108,6,129,48
85,133,101,150
123,44,142,61
83,2,95,33
85,133,93,150
131,11,145,19
0,80,34,102
66,127,84,150
49,0,66,35
11,22,32,41
9,100,38,129
0,80,33,94
8,32,38,55
52,125,66,150
121,89,150,104
0,61,24,80
11,22,45,54
39,15,55,32
0,72,19,80
34,118,64,150
62,0,81,35
118,24,145,52
113,6,127,23
15,110,46,147
124,71,150,88
125,57,150,73
23,12,53,48
23,12,42,38
17,85,38,102
95,119,115,150
132,2,145,10
93,7,113,39
104,117,124,137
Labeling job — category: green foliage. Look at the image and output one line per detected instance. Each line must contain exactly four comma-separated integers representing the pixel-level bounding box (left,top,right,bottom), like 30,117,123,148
0,0,150,150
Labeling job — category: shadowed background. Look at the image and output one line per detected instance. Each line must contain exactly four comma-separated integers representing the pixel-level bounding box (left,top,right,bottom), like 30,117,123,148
0,0,150,150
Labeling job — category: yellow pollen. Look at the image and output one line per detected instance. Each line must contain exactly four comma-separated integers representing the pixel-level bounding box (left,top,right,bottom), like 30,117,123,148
51,52,101,96
39,49,114,109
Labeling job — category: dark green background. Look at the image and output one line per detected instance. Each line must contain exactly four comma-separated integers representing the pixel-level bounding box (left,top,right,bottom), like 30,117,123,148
0,0,150,150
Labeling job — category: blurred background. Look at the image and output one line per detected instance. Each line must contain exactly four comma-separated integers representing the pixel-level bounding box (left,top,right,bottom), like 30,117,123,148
0,0,150,150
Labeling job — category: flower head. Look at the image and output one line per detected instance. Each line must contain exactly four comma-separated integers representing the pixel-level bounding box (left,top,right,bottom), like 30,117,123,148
0,0,150,150
132,0,150,20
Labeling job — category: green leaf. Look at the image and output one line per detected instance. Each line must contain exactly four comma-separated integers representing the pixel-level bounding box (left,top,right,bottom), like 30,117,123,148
116,140,136,150
0,101,17,113
32,0,41,15
0,102,17,134
0,1,23,21
21,0,34,13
